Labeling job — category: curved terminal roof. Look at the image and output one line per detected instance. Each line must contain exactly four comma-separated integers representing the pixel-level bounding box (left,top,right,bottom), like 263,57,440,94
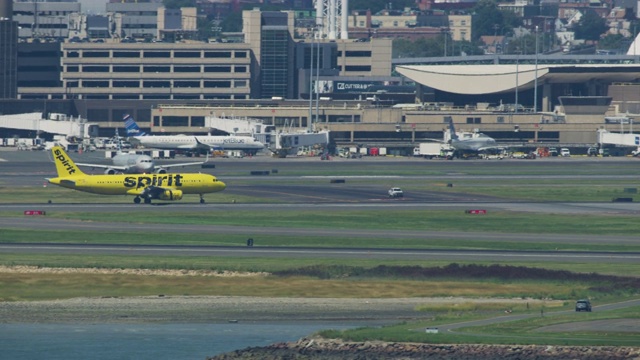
396,64,640,95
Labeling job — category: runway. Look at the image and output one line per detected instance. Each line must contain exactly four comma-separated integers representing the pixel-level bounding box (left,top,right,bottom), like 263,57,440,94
1,149,640,264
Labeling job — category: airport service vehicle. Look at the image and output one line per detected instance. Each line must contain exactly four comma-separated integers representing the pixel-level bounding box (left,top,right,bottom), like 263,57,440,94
560,148,571,157
575,299,592,312
413,143,453,159
388,187,404,198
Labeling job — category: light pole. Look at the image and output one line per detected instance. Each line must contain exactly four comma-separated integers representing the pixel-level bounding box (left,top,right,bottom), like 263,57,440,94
515,50,520,114
308,29,314,132
534,25,538,113
314,35,321,127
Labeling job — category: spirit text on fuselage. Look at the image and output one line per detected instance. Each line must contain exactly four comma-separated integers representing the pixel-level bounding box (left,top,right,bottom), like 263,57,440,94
124,174,184,188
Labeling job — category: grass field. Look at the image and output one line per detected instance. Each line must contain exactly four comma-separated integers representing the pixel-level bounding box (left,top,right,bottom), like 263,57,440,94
1,158,639,346
318,305,640,346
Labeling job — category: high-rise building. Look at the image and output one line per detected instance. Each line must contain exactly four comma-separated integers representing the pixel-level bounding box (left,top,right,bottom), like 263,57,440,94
0,18,18,99
244,10,296,99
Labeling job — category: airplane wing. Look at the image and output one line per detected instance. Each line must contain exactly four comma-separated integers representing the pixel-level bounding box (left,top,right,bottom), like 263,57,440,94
156,154,209,171
126,188,146,196
76,163,128,172
177,144,199,150
477,145,509,152
126,186,180,200
194,137,223,151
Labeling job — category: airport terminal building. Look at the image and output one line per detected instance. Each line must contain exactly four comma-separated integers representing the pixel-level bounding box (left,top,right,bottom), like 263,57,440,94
2,6,640,151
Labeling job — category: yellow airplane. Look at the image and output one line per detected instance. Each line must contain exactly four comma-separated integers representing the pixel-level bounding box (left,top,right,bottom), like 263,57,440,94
47,146,226,204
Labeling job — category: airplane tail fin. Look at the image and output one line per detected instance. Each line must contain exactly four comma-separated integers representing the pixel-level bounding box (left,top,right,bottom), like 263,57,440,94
195,137,222,151
446,116,458,141
51,146,85,178
124,114,146,137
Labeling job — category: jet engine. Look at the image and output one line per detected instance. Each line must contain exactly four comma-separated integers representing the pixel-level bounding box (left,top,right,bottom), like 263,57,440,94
156,189,183,201
104,168,117,175
155,168,168,174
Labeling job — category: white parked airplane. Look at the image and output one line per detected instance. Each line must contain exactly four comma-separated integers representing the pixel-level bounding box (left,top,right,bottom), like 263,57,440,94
446,117,499,152
124,115,265,155
77,130,206,174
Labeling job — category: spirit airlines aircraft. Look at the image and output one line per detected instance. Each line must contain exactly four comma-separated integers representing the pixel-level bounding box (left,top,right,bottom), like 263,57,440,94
76,131,206,174
124,115,265,155
47,146,226,204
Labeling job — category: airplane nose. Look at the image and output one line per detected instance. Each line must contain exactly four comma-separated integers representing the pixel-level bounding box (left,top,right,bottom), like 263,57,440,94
218,180,226,190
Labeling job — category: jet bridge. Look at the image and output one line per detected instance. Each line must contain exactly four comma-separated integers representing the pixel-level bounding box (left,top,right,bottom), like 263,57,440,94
0,112,99,139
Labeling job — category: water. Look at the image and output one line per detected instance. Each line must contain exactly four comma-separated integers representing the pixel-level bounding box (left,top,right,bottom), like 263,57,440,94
0,322,355,360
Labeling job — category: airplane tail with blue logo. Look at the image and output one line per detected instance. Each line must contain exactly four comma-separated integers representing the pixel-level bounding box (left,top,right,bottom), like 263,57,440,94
123,114,146,137
446,116,458,141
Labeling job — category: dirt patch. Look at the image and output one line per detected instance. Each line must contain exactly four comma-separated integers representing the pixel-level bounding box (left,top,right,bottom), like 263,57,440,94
0,265,269,277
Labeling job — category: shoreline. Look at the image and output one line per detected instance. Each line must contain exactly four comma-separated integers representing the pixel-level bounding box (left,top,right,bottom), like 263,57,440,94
2,296,639,359
208,338,640,360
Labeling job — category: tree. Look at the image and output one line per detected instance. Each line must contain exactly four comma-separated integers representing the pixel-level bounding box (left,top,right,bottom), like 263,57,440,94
471,0,504,41
220,11,242,33
393,37,484,58
506,34,537,55
470,0,523,41
573,10,608,41
598,34,625,50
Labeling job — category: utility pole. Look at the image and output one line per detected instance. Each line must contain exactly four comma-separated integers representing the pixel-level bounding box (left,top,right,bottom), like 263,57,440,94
534,26,539,113
308,29,314,132
515,50,520,114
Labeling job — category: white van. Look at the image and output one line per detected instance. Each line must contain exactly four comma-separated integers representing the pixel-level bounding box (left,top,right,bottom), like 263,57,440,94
560,148,570,157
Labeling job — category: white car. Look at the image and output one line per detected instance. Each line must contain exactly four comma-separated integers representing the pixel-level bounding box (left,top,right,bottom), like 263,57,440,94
388,187,404,198
560,148,571,157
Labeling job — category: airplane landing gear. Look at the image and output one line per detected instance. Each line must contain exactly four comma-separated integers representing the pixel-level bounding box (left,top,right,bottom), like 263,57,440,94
144,198,152,204
200,195,205,204
134,197,141,204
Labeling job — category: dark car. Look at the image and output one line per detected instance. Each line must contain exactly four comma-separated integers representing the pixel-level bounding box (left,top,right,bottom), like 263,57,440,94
575,299,592,312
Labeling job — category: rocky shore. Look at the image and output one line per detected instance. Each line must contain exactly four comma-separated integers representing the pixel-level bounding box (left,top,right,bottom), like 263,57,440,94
209,338,640,360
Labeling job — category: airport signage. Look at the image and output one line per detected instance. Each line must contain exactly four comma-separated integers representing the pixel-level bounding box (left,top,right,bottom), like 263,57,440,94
24,210,46,216
465,209,487,214
334,81,376,93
